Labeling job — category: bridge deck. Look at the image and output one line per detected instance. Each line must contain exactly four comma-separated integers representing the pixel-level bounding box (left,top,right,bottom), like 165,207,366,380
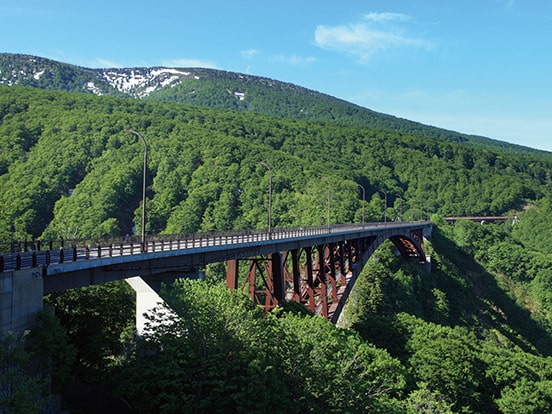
1,222,431,274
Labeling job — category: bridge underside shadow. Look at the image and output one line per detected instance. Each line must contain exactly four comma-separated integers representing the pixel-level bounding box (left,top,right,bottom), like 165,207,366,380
226,229,427,323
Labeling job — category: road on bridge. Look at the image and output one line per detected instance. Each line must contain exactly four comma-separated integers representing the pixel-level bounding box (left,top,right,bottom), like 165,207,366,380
1,222,422,273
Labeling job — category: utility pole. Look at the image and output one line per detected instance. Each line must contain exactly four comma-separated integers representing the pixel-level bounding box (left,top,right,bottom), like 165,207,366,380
125,130,148,252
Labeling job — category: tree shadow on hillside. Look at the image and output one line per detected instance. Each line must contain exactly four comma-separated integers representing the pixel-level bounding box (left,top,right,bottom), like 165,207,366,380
352,228,552,359
430,227,552,356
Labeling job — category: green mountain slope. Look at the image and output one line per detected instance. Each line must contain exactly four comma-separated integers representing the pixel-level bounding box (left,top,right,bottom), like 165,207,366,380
2,56,552,413
1,53,547,157
1,84,551,245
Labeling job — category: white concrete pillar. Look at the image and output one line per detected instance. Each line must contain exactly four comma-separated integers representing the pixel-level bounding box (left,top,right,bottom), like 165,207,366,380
125,276,176,336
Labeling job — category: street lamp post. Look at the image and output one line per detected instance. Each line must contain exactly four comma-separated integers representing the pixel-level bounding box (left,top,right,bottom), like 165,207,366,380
356,183,366,225
378,189,387,224
321,176,331,229
125,130,148,252
257,162,272,236
10,223,15,253
397,195,403,221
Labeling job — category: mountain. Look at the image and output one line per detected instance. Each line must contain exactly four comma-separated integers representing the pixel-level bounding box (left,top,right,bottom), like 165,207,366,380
0,53,187,97
2,52,552,244
0,53,543,154
3,54,552,413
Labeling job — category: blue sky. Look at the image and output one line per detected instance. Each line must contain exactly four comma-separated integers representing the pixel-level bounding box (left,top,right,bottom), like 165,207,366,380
2,0,551,152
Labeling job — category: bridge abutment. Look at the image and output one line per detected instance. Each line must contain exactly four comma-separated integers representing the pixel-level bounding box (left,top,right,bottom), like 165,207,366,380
0,268,44,335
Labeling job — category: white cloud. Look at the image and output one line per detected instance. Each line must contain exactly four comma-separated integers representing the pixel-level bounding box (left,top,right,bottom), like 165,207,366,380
270,54,318,65
314,12,432,62
240,49,259,59
95,58,122,68
161,58,218,69
363,12,411,22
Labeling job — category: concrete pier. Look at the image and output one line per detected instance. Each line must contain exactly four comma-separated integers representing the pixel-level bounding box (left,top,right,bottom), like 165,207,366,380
1,268,44,335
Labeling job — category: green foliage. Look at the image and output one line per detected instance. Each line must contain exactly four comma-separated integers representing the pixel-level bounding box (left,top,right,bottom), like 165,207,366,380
30,310,77,393
1,84,552,246
511,198,552,254
406,382,455,414
7,52,552,162
277,312,406,413
4,55,552,412
344,212,552,412
438,219,552,345
44,281,135,380
116,280,406,413
496,379,552,414
0,333,47,413
119,280,292,413
407,322,489,412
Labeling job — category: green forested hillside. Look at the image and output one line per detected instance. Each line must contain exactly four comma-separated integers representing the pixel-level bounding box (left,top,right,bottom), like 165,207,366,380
1,84,551,245
341,213,552,413
3,82,552,413
2,53,549,156
0,53,125,97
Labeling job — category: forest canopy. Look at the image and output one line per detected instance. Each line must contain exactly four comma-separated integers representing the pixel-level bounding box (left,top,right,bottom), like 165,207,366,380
1,84,551,246
3,77,552,413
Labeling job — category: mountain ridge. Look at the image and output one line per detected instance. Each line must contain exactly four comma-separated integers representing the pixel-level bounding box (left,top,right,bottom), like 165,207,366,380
0,53,346,99
0,52,547,155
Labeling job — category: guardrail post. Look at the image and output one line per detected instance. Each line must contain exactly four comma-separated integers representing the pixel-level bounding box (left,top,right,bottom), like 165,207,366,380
46,251,50,265
32,252,37,267
73,247,77,262
59,248,64,264
0,256,3,272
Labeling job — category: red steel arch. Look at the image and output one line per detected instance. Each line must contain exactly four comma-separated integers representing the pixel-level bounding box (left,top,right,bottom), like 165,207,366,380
226,228,427,323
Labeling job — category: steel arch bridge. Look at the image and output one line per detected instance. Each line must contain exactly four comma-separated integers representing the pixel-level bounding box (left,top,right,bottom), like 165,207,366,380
225,222,430,322
1,221,431,333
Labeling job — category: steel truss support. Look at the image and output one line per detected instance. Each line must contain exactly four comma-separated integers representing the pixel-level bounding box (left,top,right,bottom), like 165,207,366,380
389,228,426,263
226,236,379,321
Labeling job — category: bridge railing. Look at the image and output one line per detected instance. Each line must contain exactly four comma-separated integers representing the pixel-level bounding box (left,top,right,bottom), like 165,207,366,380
0,221,421,273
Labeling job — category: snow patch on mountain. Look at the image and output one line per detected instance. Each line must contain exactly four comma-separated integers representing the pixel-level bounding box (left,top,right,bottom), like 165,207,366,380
101,68,197,97
86,82,103,95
